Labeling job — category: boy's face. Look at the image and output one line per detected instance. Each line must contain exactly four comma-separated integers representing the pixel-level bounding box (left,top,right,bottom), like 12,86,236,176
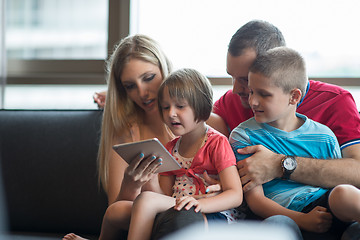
160,87,201,137
248,72,294,129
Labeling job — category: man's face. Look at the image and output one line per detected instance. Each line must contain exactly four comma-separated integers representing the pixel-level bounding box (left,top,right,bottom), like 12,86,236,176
226,48,257,109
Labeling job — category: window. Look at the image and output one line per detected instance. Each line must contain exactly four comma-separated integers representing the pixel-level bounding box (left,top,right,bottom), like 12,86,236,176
1,0,359,109
3,0,360,86
6,0,108,60
4,0,129,84
130,0,360,80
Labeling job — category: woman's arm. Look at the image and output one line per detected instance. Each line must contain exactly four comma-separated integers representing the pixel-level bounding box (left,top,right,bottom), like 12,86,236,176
246,185,332,233
159,175,176,196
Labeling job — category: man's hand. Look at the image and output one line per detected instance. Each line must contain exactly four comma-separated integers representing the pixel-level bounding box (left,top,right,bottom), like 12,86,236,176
93,91,106,109
237,145,283,192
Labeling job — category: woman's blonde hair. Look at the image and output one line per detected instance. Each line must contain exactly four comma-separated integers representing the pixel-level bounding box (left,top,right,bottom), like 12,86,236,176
98,34,172,193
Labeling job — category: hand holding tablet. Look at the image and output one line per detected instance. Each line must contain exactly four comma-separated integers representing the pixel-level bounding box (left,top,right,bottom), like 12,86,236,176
112,138,181,173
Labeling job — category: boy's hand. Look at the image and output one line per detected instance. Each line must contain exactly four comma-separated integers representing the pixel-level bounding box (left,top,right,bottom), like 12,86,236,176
174,196,202,213
298,206,332,233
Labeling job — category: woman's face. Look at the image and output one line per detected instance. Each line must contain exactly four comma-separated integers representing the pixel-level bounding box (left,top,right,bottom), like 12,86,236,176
120,58,163,114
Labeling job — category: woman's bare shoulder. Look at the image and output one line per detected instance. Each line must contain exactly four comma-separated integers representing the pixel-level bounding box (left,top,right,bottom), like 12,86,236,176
113,122,140,144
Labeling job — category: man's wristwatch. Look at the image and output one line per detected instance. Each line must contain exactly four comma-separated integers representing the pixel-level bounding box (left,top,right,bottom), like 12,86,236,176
281,156,297,180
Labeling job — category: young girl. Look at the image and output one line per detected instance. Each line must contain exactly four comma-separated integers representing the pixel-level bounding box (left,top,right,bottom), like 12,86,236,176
127,68,243,240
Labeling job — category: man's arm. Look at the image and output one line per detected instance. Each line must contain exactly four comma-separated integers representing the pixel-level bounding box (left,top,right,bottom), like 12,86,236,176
207,113,229,137
293,144,360,188
238,144,360,192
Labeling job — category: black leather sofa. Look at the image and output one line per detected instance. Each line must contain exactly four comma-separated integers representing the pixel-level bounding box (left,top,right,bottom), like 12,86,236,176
0,110,108,239
0,109,356,240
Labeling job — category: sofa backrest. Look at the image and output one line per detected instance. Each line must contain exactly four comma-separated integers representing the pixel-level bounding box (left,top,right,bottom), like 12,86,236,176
0,110,108,236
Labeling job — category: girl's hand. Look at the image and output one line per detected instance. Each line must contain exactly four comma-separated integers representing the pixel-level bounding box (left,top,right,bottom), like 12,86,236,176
297,206,332,233
175,196,202,213
123,153,162,189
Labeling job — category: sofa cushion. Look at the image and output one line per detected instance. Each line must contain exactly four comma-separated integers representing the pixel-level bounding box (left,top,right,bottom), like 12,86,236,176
0,110,107,237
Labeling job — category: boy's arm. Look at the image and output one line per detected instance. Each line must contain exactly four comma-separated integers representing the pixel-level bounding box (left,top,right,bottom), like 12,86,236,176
246,185,332,233
238,144,360,192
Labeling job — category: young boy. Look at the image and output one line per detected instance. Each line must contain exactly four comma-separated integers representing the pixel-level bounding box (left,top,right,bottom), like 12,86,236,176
229,47,360,236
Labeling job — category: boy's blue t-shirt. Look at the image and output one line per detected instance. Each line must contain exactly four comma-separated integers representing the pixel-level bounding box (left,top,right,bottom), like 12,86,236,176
229,113,341,211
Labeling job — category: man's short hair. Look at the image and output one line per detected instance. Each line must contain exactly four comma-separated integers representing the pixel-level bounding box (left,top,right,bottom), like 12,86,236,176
228,20,286,56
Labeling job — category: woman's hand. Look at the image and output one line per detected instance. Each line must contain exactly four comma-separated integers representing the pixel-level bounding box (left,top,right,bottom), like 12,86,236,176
193,171,222,199
93,91,107,109
203,171,222,193
123,153,162,190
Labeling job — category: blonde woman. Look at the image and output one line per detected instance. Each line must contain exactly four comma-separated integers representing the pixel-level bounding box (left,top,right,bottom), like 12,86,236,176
64,34,174,240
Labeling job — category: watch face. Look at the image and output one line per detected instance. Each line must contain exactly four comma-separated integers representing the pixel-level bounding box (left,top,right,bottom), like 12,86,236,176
284,157,296,170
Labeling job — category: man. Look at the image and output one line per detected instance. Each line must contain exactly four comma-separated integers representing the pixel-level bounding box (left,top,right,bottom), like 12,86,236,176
208,20,360,239
210,20,360,192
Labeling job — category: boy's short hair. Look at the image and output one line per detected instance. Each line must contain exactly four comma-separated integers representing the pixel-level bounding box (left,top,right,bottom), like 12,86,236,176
158,68,213,122
228,20,286,56
249,47,307,95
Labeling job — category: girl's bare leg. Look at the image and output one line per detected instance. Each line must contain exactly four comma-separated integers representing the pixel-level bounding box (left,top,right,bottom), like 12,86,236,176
329,184,360,222
128,191,176,240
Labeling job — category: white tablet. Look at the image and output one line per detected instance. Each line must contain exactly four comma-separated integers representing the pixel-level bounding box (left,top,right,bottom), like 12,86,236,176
112,138,181,173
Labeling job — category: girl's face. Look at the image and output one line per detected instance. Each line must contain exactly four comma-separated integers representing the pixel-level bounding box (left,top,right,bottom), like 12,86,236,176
121,58,163,114
160,87,201,136
248,72,293,129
